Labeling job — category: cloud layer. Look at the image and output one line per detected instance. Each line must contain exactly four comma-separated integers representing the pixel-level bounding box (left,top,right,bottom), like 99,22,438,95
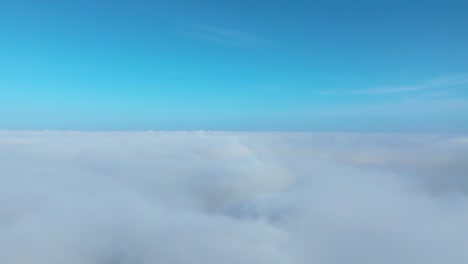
1,131,468,264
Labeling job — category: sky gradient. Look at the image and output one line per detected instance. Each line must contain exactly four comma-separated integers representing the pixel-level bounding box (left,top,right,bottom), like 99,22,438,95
1,0,468,131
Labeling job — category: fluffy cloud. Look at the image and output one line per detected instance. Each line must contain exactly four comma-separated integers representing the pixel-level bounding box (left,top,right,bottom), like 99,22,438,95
0,131,467,264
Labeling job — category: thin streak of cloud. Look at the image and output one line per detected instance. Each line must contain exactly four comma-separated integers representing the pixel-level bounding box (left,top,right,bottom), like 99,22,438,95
354,74,468,94
190,25,269,47
307,97,468,117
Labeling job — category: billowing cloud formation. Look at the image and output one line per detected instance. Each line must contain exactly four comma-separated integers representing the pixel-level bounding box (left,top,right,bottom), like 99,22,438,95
1,131,468,264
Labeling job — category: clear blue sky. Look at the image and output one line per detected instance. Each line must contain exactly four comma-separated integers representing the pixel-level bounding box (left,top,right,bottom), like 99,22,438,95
1,0,468,131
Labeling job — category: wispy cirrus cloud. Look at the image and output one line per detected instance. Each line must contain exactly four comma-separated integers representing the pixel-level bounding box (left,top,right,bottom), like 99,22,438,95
189,25,269,47
354,74,468,94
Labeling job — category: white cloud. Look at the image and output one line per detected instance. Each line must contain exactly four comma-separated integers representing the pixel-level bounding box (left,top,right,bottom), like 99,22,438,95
1,131,468,264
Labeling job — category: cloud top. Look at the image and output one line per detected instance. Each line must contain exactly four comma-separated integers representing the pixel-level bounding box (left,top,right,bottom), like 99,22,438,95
1,131,468,264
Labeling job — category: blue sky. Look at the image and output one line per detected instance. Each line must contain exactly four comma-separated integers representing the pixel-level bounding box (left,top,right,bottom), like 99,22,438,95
1,0,467,131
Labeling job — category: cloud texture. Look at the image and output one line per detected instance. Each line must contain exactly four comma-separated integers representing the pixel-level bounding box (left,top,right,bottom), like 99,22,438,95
1,131,468,264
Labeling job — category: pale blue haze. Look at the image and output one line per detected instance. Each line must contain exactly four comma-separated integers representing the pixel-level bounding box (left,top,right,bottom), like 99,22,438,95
1,0,468,131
